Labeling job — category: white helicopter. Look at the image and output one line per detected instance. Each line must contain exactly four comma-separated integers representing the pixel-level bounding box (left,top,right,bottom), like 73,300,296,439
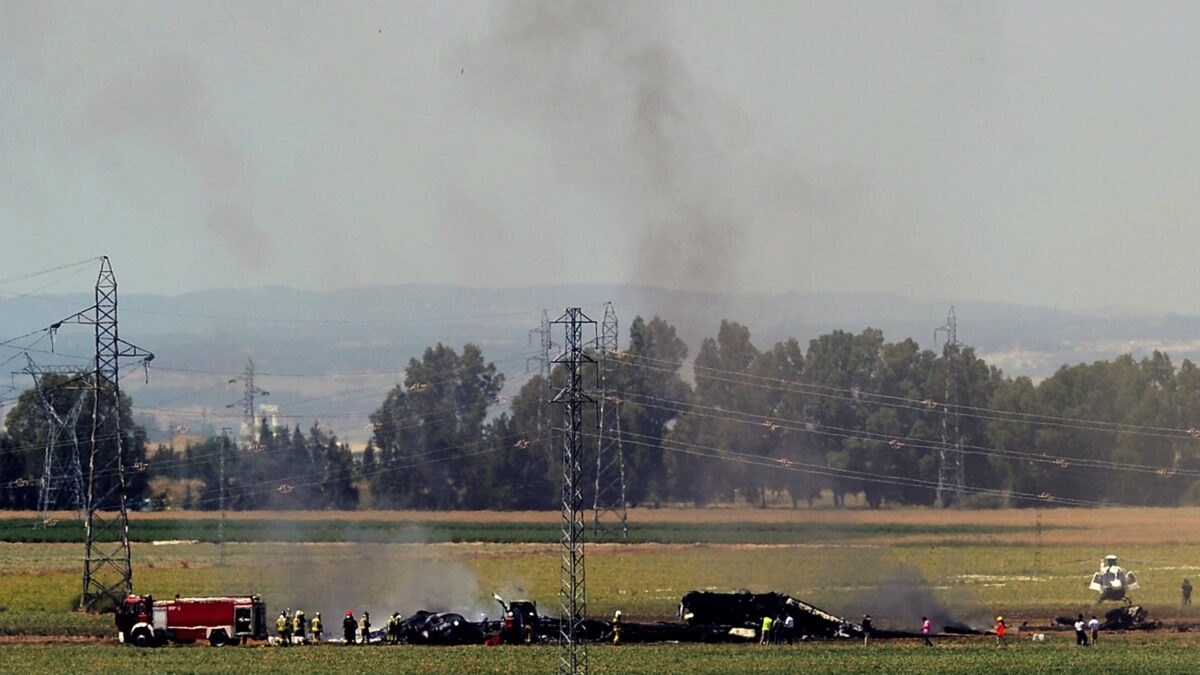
1089,554,1140,603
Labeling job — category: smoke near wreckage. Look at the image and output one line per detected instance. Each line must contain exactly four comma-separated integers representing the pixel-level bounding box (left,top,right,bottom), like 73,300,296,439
252,524,488,626
833,558,981,634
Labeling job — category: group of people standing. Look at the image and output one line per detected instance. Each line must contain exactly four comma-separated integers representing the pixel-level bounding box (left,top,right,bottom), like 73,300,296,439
275,609,322,645
758,613,797,644
1073,614,1100,646
335,610,405,644
274,608,388,645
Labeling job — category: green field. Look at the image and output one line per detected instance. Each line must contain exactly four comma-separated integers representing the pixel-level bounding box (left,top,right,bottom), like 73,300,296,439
2,507,1200,673
0,517,1036,544
2,638,1199,674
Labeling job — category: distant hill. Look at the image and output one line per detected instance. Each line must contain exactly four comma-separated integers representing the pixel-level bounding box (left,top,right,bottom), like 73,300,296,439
3,284,1197,444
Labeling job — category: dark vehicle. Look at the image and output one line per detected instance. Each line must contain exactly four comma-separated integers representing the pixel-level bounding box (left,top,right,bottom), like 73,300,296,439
401,611,483,645
494,594,540,644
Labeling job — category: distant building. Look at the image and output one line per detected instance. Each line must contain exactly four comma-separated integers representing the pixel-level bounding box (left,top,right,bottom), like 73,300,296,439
240,404,282,446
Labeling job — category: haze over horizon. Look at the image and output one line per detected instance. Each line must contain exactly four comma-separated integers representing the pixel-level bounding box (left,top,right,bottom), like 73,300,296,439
5,2,1200,314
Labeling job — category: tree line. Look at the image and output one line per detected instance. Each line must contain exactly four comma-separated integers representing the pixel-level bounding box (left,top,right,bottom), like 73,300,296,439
4,316,1200,510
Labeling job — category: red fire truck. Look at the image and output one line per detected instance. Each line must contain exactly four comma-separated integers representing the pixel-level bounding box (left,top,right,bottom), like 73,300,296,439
115,594,268,647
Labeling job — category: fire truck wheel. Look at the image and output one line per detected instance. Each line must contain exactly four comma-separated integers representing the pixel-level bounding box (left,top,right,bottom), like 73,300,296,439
208,630,229,647
131,628,154,647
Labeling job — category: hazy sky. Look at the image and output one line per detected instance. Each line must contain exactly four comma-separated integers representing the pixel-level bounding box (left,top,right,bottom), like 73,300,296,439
4,1,1200,313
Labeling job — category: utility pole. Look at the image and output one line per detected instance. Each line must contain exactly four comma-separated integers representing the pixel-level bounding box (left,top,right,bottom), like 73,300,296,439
51,257,153,610
529,309,553,381
220,427,230,567
24,356,88,528
592,302,628,539
552,308,596,675
529,309,554,456
933,306,963,507
229,357,268,449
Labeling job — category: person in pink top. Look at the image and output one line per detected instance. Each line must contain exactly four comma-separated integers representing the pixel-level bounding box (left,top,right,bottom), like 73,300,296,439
922,616,933,646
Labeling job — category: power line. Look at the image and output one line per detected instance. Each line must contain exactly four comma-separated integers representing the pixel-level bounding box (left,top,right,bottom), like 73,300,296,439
0,257,102,288
622,350,1200,442
617,389,1200,482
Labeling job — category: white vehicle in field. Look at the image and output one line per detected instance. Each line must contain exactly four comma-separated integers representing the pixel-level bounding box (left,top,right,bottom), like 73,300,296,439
1089,555,1140,603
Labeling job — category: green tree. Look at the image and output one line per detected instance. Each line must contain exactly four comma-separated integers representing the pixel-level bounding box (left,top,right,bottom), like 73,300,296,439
3,373,149,509
802,329,880,506
670,321,763,505
317,434,359,510
359,440,376,482
614,316,691,506
368,343,503,509
760,338,820,507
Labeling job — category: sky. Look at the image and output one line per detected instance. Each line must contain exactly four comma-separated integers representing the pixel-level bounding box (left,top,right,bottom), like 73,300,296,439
3,1,1200,314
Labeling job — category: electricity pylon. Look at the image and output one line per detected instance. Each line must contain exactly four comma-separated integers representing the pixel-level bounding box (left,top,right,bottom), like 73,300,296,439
25,355,88,528
934,306,963,507
551,308,596,675
50,257,153,610
592,302,627,539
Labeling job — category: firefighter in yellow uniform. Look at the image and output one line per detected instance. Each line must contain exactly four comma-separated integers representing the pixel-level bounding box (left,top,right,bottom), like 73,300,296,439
360,611,371,645
612,610,623,645
293,609,306,644
389,612,404,644
277,611,291,646
311,612,323,644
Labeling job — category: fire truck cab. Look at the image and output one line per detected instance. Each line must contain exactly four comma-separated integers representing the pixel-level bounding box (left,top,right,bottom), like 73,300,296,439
116,594,268,647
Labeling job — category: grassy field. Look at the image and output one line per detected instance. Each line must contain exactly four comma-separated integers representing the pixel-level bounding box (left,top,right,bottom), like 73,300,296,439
0,516,1035,544
2,506,1200,672
3,636,1200,674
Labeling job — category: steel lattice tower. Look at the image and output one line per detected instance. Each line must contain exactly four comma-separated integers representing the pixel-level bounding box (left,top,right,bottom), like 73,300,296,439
52,257,153,609
219,428,230,566
25,356,89,527
529,309,553,380
934,306,963,507
592,302,627,539
528,307,554,475
234,357,268,447
529,310,554,454
551,308,595,675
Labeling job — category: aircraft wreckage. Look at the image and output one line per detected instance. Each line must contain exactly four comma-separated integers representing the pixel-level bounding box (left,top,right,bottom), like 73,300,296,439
390,593,1163,646
355,591,875,645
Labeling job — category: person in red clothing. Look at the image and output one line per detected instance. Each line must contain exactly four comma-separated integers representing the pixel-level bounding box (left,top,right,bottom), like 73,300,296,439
994,616,1007,647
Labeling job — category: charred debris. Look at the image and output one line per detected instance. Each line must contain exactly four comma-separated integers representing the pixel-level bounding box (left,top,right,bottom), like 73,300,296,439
1055,605,1160,632
369,591,888,646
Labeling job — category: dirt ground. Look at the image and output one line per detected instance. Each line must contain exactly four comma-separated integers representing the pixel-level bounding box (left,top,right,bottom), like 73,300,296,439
16,504,1200,529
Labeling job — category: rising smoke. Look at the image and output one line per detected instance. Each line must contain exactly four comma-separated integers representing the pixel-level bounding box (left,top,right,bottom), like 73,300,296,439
458,1,852,300
260,523,507,626
1,4,270,269
78,53,270,267
830,554,983,633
